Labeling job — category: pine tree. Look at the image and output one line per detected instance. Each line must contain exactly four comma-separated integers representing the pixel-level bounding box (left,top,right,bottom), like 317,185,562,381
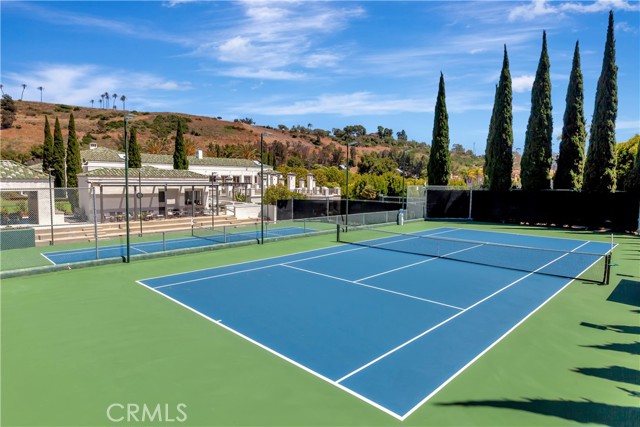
65,113,81,188
484,45,513,191
128,127,142,168
521,31,553,191
583,11,618,193
173,120,189,170
42,115,53,173
51,117,66,187
427,72,450,186
554,41,586,190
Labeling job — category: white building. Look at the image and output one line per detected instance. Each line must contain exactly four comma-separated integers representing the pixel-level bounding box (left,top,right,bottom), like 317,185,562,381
0,160,65,226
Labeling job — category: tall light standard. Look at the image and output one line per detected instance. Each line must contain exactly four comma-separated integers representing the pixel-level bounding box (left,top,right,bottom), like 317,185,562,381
48,167,55,245
344,141,356,227
401,149,410,210
123,113,135,263
260,132,272,244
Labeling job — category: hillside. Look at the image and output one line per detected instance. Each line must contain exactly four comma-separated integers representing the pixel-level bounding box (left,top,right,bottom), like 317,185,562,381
0,100,332,156
1,100,486,183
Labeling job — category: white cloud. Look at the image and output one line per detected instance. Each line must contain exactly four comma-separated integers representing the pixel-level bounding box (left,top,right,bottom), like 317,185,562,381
509,0,558,21
616,21,638,33
512,75,536,92
204,1,364,79
615,119,640,131
4,64,189,109
509,0,640,21
218,67,307,81
560,0,640,13
234,92,430,116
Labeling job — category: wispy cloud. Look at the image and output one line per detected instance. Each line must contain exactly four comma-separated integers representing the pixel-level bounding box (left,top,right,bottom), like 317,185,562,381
201,1,365,79
616,21,638,34
4,64,189,109
234,92,431,116
509,0,640,21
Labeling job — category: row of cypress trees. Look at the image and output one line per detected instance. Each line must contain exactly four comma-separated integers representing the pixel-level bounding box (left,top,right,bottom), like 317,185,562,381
484,10,625,193
42,114,81,188
41,114,190,188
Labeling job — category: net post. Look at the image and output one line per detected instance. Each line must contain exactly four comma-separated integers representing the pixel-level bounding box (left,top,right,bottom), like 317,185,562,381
162,232,166,252
468,188,473,220
604,253,612,285
336,223,341,242
224,226,227,243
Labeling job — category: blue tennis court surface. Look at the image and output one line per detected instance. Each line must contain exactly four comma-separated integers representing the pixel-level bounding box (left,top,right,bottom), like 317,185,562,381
137,227,614,420
42,226,311,265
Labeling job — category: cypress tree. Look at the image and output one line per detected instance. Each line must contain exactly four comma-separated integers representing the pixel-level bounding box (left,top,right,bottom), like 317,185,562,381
625,148,640,194
128,127,142,168
66,113,81,188
583,11,618,193
484,45,513,191
51,117,66,187
521,31,553,190
427,72,451,186
554,41,586,190
173,120,189,170
42,115,53,173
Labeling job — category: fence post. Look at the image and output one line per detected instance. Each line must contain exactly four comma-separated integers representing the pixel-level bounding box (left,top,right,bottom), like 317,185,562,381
92,187,99,260
468,188,473,220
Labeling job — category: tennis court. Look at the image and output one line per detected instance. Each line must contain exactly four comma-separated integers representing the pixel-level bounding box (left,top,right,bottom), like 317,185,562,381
42,225,313,265
138,226,615,420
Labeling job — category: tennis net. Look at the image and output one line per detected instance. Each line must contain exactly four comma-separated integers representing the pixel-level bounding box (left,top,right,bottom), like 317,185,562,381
192,224,259,245
337,225,613,284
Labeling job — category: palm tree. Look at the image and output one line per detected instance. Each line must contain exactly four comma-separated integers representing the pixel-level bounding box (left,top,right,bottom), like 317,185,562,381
37,86,44,102
112,93,117,108
90,99,94,108
99,98,103,108
104,92,110,109
120,95,126,111
20,84,27,101
0,84,4,95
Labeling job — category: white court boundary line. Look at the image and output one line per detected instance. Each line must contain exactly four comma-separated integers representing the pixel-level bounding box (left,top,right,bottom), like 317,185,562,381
135,279,406,420
138,227,456,284
334,241,590,385
40,252,56,265
282,264,464,310
40,226,306,259
145,227,460,289
135,229,608,420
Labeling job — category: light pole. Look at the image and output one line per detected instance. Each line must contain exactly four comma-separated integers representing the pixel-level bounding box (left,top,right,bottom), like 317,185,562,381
123,113,135,262
210,172,217,229
48,168,55,245
344,141,356,227
260,132,272,244
401,149,410,210
138,168,143,236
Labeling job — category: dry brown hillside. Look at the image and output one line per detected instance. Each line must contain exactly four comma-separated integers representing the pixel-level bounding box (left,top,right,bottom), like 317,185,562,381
0,100,342,157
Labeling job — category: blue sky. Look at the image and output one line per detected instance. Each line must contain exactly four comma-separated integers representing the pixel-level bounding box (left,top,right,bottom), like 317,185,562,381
1,0,639,153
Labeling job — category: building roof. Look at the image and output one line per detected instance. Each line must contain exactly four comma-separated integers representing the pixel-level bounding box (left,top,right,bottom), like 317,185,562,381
80,147,267,168
0,160,49,180
81,166,208,179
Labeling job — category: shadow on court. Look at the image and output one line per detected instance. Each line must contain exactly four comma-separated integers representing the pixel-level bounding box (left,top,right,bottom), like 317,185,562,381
580,321,640,335
437,398,639,427
573,366,640,386
581,342,640,356
607,280,640,307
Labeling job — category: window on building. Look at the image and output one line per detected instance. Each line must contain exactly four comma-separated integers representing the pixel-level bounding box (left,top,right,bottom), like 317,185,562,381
185,190,202,205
